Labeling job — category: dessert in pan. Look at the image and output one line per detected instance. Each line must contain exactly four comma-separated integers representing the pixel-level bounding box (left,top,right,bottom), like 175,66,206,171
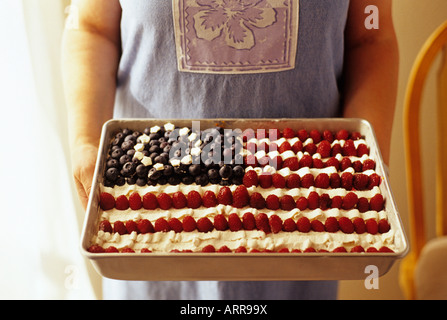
88,121,397,255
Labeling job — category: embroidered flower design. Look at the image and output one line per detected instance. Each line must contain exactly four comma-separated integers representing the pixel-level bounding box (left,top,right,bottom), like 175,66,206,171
193,0,277,50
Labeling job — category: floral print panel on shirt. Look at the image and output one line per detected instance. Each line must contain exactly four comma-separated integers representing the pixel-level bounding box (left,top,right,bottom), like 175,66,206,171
172,0,299,74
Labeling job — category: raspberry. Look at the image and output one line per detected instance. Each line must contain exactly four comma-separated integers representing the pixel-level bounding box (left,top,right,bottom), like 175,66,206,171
243,170,258,187
269,128,281,140
331,195,342,209
125,220,138,233
283,157,299,171
213,214,228,231
278,141,292,154
142,192,158,209
353,217,366,234
297,217,311,233
351,131,362,140
378,246,394,253
357,144,369,157
307,191,320,210
368,173,381,189
316,140,331,158
115,195,129,210
218,245,232,253
99,220,113,233
121,247,135,253
315,173,330,189
342,192,358,210
272,173,286,188
113,221,127,235
182,216,197,232
140,248,152,253
322,130,334,142
201,245,216,253
228,213,242,231
265,194,280,210
357,197,370,212
197,217,214,232
325,216,339,233
378,218,391,233
278,248,290,253
319,193,331,210
304,143,317,155
312,158,324,168
250,192,266,209
300,173,314,188
297,129,308,141
325,157,339,170
187,190,202,209
353,173,369,190
270,155,283,170
298,154,313,168
244,154,258,166
202,190,217,208
137,219,154,234
340,157,352,171
99,192,115,211
341,172,353,190
235,246,247,253
352,160,363,172
370,194,384,211
286,173,300,188
304,247,316,253
336,129,349,140
283,218,297,232
330,173,341,188
256,129,267,140
366,247,379,252
172,191,187,209
331,143,342,156
258,173,272,188
280,195,295,210
240,212,255,230
291,249,302,253
365,219,378,234
154,218,171,232
309,129,322,143
283,127,295,138
128,193,142,210
362,159,376,171
333,247,347,253
342,140,356,156
105,246,119,253
291,140,303,153
157,193,172,210
350,245,365,253
88,245,105,253
243,128,255,141
269,214,283,233
217,186,232,205
233,185,249,208
168,217,183,233
296,196,308,210
338,217,354,234
255,213,271,233
311,219,325,232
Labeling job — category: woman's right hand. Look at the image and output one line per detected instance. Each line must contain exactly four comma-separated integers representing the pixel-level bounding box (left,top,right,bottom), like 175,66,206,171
71,143,99,211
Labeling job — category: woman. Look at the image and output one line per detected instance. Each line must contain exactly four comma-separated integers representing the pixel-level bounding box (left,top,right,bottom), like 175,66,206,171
63,0,398,299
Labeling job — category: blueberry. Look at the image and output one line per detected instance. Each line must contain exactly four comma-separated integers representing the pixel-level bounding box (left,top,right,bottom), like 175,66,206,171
136,177,147,186
148,167,162,180
111,148,124,159
154,155,167,165
182,175,194,185
126,176,137,185
119,154,132,165
121,161,136,177
168,175,181,185
103,179,115,188
158,177,168,185
188,164,201,176
115,176,126,186
136,164,148,178
233,165,244,178
121,140,135,151
106,158,119,169
207,168,219,180
163,165,174,176
105,167,119,181
195,173,209,186
112,132,124,146
219,165,233,180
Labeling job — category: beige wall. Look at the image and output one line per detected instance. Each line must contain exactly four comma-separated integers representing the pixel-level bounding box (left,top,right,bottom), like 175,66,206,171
338,0,447,300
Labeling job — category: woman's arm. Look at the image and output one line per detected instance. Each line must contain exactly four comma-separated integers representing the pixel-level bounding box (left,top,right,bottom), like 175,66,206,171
342,0,399,165
62,0,122,209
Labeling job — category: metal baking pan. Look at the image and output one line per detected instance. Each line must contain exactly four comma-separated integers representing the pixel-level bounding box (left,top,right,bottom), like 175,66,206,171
80,118,408,280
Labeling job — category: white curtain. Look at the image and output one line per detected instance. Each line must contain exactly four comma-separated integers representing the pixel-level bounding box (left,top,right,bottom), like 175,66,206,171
0,0,98,299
